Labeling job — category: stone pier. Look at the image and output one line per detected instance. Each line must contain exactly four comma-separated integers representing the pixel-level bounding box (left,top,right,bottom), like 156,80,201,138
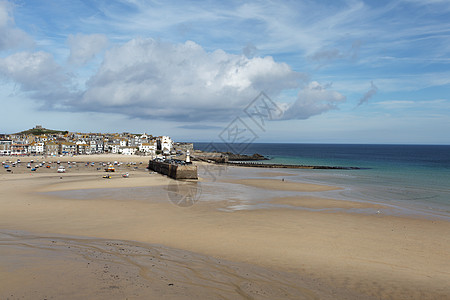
148,160,198,179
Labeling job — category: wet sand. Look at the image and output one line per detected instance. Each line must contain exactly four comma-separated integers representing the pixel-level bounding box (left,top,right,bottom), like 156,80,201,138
256,171,298,177
270,196,386,209
1,155,450,299
227,178,342,192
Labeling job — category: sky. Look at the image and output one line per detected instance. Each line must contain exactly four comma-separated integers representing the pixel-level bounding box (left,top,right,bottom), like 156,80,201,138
0,0,449,144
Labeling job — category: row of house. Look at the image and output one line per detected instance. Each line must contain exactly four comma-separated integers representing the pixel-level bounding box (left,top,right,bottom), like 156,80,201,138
0,128,174,156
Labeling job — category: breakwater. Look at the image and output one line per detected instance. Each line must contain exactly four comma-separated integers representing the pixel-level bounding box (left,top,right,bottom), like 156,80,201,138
192,152,267,163
226,161,361,170
148,160,198,179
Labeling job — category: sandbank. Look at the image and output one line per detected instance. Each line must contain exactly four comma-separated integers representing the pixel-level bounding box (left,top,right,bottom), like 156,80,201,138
256,171,298,177
227,178,342,192
271,196,386,209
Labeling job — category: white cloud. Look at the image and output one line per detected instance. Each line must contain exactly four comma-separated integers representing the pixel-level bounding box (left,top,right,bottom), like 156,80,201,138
0,51,76,106
78,38,317,121
0,51,61,89
67,33,108,65
0,1,33,51
1,37,346,122
282,81,346,119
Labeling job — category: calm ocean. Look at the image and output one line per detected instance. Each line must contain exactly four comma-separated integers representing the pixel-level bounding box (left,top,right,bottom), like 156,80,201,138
195,143,450,217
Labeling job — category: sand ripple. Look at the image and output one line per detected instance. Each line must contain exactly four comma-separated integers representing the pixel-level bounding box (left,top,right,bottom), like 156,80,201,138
0,230,317,300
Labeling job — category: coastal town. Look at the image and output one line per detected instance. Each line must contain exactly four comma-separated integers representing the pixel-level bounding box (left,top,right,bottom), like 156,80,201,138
0,125,192,157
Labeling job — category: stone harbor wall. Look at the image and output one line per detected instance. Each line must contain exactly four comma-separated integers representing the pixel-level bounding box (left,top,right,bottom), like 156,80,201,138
148,160,198,179
174,165,198,179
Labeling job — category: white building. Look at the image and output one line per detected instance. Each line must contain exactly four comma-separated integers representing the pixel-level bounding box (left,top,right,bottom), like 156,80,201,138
120,147,137,155
11,142,29,156
61,142,77,155
109,143,120,154
29,142,45,155
139,141,156,155
0,140,12,156
158,136,173,154
119,139,128,147
37,135,48,142
89,140,97,154
76,140,88,154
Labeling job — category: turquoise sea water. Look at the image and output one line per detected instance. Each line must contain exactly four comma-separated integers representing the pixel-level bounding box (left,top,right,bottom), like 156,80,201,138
195,143,450,217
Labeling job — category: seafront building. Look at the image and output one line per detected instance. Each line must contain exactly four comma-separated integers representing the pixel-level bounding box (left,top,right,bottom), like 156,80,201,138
0,126,175,157
0,140,12,156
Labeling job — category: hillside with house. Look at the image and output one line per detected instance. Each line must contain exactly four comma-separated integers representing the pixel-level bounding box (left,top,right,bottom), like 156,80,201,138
0,125,192,157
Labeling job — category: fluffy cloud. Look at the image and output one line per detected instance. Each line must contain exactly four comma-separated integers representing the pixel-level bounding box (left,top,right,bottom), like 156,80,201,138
0,51,76,106
1,38,345,122
67,33,109,65
0,1,33,51
79,38,302,121
0,51,60,89
282,81,346,119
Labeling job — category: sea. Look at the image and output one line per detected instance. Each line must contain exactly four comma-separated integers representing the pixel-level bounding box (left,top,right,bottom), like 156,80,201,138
194,143,450,218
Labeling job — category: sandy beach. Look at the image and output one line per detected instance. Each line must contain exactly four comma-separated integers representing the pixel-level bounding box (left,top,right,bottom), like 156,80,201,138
1,154,449,299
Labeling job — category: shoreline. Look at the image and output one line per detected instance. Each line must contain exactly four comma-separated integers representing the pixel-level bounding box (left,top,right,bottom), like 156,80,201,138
1,155,450,299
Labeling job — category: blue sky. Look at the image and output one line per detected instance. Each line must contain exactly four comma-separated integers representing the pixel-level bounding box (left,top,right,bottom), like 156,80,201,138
0,0,449,144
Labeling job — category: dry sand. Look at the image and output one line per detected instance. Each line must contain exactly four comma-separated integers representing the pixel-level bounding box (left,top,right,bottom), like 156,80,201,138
1,155,450,299
0,231,313,300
